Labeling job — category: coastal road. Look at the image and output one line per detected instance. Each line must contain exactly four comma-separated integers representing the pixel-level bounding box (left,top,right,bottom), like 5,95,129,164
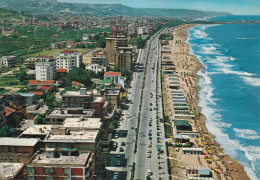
109,28,170,180
133,28,169,180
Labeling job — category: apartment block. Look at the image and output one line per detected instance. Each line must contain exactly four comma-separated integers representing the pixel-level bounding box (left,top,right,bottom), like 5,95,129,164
0,56,16,68
56,50,82,72
0,138,39,164
35,56,57,81
61,88,108,118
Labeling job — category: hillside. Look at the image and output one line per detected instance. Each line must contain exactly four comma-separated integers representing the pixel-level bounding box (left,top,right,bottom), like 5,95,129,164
0,8,30,21
0,0,232,18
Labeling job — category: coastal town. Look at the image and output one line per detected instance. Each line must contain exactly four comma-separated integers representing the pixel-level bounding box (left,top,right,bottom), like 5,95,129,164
0,1,256,180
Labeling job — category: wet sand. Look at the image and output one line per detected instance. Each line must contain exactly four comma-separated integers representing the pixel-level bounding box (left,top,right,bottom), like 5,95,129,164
163,24,250,180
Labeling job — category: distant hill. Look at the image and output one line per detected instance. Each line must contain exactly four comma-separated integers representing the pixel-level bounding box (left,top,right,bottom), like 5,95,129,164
0,8,31,21
0,0,232,18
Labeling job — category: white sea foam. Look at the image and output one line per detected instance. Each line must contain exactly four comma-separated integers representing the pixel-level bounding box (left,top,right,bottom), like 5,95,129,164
230,57,236,61
218,68,255,76
193,29,209,39
234,128,260,140
241,76,260,87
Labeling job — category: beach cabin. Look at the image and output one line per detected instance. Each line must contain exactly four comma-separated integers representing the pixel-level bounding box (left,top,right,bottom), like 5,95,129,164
182,148,203,155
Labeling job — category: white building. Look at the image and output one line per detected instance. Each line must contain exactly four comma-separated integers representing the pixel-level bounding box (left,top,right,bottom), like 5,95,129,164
56,50,82,72
85,64,106,73
137,26,148,35
104,71,125,88
0,56,16,68
35,56,56,81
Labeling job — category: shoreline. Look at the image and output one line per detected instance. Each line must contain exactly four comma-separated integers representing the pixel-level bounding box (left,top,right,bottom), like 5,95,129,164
163,24,250,180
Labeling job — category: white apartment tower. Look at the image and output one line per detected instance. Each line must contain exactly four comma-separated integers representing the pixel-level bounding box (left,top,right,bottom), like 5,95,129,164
56,50,82,72
35,57,56,81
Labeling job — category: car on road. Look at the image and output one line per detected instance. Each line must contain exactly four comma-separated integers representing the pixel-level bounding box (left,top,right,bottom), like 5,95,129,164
149,108,152,111
150,103,152,106
148,143,152,147
147,169,153,176
149,136,152,140
114,134,119,138
120,147,124,152
121,142,126,146
146,153,151,158
126,114,131,118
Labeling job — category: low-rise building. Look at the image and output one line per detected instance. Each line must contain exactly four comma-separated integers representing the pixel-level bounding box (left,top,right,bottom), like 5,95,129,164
28,80,54,89
86,64,106,73
27,152,92,180
62,88,108,118
19,125,52,140
45,107,95,125
13,92,37,105
104,72,125,88
2,28,18,36
0,137,39,164
91,53,108,66
0,56,16,68
24,58,37,70
0,163,25,180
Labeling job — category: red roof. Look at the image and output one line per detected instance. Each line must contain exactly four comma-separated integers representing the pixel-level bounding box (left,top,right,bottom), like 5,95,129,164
57,68,67,73
37,86,51,91
61,50,76,54
115,84,121,88
4,107,16,117
29,91,43,96
72,81,81,85
104,72,121,76
28,80,54,85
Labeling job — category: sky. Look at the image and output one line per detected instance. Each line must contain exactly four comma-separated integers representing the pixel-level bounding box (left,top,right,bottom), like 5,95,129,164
58,0,260,15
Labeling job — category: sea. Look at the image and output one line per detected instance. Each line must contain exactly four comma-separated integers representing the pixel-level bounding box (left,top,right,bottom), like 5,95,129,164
187,15,260,180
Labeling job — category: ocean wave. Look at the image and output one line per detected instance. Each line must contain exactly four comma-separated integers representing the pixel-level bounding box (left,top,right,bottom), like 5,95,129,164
237,38,254,40
218,68,255,76
199,45,219,55
193,29,209,39
234,128,260,140
241,76,260,87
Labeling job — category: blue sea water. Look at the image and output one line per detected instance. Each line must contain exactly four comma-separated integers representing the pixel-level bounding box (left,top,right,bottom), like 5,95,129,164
188,16,260,180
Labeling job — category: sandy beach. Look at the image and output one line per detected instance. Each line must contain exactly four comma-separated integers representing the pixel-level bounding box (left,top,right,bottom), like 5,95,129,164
162,24,250,180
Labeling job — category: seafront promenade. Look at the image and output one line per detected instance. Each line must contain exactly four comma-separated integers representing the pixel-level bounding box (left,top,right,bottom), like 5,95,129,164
162,24,250,180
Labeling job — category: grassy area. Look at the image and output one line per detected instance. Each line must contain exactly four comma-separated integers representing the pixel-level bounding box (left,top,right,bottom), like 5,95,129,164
0,75,20,87
0,89,9,94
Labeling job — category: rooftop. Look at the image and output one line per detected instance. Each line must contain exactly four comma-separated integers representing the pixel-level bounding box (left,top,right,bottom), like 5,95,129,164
4,106,16,117
104,71,121,77
0,137,38,146
97,79,113,85
29,91,43,96
28,80,54,86
63,117,102,130
174,120,190,127
30,152,91,166
72,81,81,85
46,108,95,118
20,125,52,136
37,86,51,91
56,68,67,73
63,91,92,96
44,130,99,142
0,163,24,179
60,50,77,54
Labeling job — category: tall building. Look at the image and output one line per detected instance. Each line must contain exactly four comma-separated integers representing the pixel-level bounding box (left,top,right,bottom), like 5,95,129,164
105,35,127,65
115,47,133,70
56,50,82,72
35,56,57,81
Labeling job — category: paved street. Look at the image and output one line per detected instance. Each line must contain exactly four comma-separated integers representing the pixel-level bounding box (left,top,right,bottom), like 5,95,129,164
110,28,170,180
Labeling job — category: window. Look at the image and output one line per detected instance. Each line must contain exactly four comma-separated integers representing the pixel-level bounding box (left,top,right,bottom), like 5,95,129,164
8,147,11,152
1,146,4,151
14,147,18,152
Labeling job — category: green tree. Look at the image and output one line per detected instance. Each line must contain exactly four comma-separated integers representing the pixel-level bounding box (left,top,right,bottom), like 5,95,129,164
0,125,11,137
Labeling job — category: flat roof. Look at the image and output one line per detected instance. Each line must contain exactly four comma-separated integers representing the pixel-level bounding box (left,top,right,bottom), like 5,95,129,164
0,163,24,179
0,137,38,146
63,118,102,129
47,108,95,118
20,125,52,136
174,134,190,139
63,91,92,96
30,152,91,166
174,120,190,127
44,130,99,142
